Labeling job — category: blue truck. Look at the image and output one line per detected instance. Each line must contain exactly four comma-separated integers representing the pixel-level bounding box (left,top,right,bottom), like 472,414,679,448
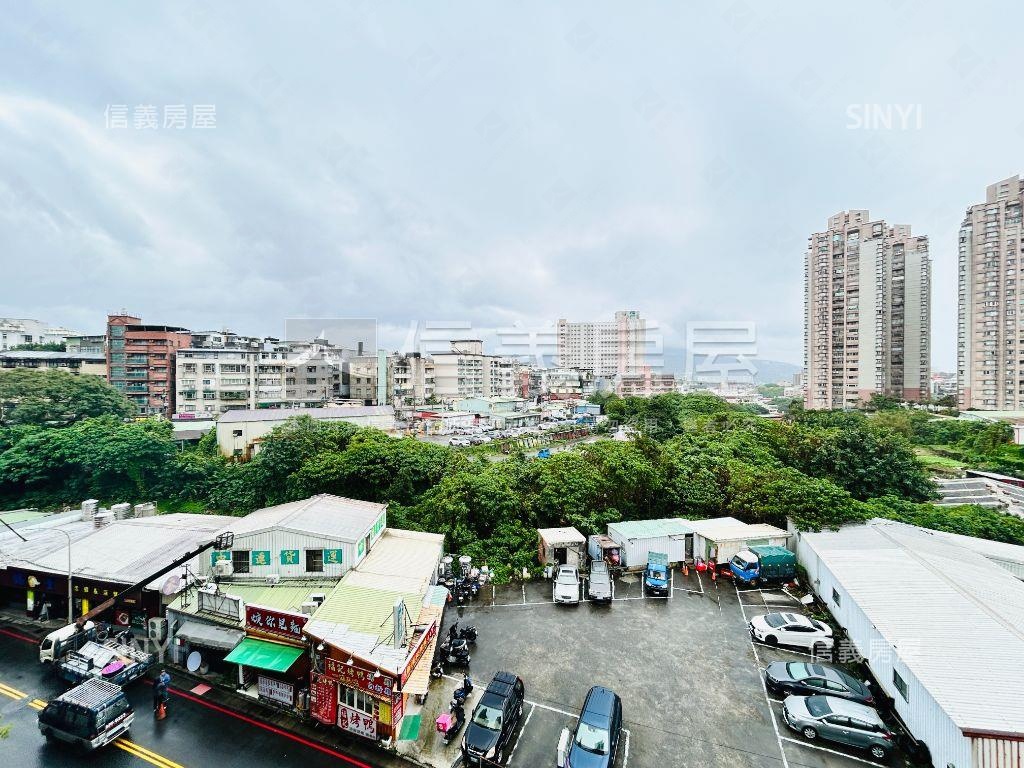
729,545,796,588
643,552,670,596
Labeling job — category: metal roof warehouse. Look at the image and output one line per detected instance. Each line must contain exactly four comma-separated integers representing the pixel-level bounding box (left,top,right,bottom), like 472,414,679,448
795,519,1024,768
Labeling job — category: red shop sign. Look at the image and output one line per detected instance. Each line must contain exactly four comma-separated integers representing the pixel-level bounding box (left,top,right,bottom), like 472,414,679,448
400,618,437,687
310,673,337,725
324,657,394,700
245,604,307,642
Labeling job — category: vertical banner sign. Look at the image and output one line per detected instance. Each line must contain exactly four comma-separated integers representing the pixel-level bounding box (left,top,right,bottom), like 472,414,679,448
310,673,337,725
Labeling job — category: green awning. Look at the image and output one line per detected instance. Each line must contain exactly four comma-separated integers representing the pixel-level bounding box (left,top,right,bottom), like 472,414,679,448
223,637,304,673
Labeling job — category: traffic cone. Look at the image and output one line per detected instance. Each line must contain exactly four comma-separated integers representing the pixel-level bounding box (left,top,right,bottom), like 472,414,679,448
711,566,717,582
156,702,166,720
682,563,689,577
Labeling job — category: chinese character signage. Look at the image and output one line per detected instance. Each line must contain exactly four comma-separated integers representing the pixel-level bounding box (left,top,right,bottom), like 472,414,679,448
357,539,366,558
324,658,394,700
310,673,337,725
324,548,343,566
400,619,438,686
245,604,308,642
371,514,385,539
211,550,231,566
338,703,377,740
280,549,299,565
250,550,271,567
258,675,295,706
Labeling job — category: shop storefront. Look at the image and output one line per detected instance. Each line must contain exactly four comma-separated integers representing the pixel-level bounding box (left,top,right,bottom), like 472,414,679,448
224,604,310,710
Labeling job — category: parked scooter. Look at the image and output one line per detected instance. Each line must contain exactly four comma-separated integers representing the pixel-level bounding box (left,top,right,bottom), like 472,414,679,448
430,661,445,680
450,674,473,709
437,701,466,745
457,624,478,644
438,638,471,667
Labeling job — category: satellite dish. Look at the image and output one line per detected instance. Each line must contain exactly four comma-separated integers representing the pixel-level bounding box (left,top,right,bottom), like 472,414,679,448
161,574,182,596
186,651,203,673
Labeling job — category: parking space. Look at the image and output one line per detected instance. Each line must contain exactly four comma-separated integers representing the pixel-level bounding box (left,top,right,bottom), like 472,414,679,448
444,572,893,768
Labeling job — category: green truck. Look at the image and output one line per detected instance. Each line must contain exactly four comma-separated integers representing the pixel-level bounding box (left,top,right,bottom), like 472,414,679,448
729,545,796,587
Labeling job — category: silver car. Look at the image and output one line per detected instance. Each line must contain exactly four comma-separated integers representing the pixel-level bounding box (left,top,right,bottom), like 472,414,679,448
782,694,894,762
552,565,580,604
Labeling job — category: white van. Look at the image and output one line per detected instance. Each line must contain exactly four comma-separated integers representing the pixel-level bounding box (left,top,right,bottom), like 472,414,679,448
39,621,96,663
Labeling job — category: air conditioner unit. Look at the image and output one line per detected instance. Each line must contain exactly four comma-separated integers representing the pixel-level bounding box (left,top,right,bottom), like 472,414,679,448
265,574,281,586
213,560,234,578
310,593,326,606
300,602,318,615
148,617,167,642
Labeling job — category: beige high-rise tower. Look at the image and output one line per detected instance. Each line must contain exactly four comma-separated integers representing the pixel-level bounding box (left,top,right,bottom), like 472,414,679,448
804,211,931,410
957,175,1024,410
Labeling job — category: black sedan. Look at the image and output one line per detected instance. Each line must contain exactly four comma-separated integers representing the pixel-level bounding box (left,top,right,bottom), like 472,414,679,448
764,661,874,705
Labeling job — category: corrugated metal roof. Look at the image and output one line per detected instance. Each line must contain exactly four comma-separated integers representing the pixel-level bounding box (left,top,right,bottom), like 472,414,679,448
0,512,97,568
168,578,339,617
343,529,443,595
537,527,587,545
217,406,393,424
607,518,693,539
800,519,1024,734
228,494,385,542
27,514,235,584
304,582,426,673
686,517,789,542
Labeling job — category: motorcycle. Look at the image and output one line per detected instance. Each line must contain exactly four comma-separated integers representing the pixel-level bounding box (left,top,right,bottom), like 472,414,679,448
450,674,473,709
439,638,471,667
430,661,445,680
457,624,478,644
437,702,466,745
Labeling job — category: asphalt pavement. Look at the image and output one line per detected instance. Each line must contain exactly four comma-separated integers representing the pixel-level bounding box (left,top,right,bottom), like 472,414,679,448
0,631,400,768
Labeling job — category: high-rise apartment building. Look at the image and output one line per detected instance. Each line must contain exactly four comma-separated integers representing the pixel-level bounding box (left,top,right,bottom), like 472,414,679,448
556,310,647,379
107,313,191,416
345,352,436,406
804,211,931,410
957,175,1024,410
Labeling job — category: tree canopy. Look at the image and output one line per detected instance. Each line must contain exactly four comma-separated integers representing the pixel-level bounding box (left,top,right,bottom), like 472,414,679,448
0,369,134,427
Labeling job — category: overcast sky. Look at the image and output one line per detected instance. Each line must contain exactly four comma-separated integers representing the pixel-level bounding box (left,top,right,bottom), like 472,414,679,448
2,1,1022,369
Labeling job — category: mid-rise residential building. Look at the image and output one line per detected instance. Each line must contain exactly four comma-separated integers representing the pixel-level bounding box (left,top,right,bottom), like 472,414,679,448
617,370,677,397
65,334,106,355
804,211,931,410
431,340,517,401
107,313,191,417
344,352,435,406
175,339,349,417
0,350,106,376
957,175,1024,410
541,367,596,400
556,310,647,379
0,318,80,350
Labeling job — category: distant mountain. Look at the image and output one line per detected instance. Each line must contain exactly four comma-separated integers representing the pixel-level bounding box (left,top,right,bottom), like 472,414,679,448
659,348,800,385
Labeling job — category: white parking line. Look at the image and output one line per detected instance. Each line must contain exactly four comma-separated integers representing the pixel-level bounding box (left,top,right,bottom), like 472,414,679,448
525,698,578,719
621,727,631,768
522,584,526,604
508,703,535,764
737,585,791,768
780,736,880,766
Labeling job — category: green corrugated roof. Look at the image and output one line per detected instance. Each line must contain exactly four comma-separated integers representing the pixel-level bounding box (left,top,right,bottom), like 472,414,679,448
608,518,692,538
311,582,423,636
224,637,304,672
0,509,48,525
170,579,338,617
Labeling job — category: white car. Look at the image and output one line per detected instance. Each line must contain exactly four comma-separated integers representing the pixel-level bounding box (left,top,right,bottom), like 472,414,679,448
552,565,581,604
749,612,833,653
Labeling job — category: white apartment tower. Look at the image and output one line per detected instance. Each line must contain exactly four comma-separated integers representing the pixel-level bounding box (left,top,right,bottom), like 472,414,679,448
556,310,647,379
805,211,931,410
957,175,1024,410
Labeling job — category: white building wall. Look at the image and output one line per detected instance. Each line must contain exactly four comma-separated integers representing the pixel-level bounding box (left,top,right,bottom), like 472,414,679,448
606,531,687,568
795,534,972,768
225,531,363,577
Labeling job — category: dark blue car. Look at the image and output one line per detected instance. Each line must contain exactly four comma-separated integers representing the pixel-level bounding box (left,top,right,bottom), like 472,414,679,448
564,686,623,768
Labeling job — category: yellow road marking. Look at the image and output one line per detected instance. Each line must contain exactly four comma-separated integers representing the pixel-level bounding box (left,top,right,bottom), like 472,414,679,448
0,682,27,700
116,738,185,768
27,700,45,711
31,698,47,707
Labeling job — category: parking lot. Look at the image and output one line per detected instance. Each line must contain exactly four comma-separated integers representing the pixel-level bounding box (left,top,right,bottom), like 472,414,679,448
442,570,896,768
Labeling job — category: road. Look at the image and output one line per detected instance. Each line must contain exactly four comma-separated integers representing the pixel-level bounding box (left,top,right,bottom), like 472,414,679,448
0,631,386,768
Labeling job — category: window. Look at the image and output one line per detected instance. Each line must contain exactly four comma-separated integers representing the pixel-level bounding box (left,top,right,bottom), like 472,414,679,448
832,588,841,607
306,549,324,572
893,669,909,702
340,686,374,715
232,550,250,574
232,429,243,437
